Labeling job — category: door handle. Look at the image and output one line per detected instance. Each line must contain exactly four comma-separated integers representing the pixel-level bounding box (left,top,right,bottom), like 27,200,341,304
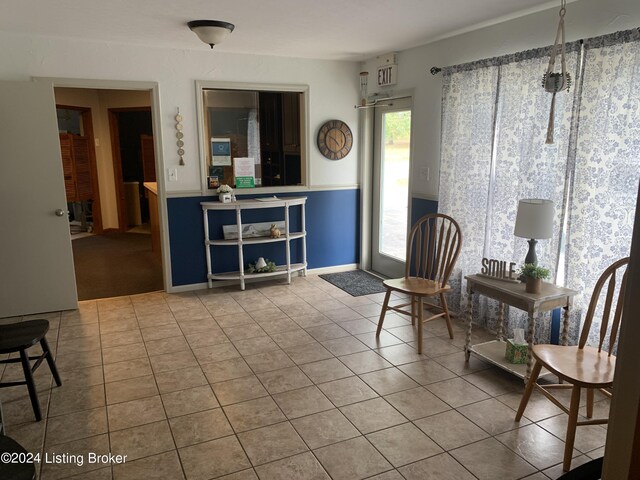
55,209,66,217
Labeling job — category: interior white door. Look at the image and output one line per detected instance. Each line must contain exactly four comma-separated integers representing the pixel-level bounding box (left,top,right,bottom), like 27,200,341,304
0,80,77,317
371,97,413,278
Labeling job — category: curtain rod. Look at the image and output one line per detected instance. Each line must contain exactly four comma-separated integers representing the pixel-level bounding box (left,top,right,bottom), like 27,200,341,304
428,27,639,76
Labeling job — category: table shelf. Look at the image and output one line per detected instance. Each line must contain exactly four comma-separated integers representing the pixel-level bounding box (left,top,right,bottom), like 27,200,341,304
208,263,306,281
208,232,305,246
469,340,552,379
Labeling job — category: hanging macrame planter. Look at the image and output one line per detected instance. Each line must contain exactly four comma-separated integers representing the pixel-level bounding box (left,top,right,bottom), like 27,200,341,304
543,0,571,144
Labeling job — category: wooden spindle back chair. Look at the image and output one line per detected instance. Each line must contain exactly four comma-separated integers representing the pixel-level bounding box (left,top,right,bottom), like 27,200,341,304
515,257,629,472
376,214,462,353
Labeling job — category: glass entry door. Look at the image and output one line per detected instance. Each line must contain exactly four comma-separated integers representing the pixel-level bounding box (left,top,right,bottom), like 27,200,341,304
371,97,412,278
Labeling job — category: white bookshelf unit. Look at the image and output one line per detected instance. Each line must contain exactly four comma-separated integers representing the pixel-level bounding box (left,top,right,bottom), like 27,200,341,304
201,197,307,290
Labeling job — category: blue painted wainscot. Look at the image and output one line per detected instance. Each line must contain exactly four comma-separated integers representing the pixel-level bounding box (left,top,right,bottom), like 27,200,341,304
410,196,438,226
167,189,360,287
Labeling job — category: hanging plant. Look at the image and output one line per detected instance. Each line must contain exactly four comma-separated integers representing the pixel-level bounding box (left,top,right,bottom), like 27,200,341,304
542,71,571,93
543,0,570,144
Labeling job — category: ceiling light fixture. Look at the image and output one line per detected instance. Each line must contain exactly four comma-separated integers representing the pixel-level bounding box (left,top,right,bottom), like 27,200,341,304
188,20,235,48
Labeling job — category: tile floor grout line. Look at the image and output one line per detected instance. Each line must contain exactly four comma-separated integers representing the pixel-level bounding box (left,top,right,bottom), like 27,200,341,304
135,293,190,480
97,303,116,480
176,289,258,479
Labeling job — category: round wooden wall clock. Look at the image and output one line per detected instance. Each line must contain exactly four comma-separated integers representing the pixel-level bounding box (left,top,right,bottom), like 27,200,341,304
317,120,353,160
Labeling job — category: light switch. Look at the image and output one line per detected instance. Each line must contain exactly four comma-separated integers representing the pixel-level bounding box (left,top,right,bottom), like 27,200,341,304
168,168,178,182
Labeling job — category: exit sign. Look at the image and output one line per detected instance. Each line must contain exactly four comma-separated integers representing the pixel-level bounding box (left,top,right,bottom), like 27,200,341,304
377,64,397,86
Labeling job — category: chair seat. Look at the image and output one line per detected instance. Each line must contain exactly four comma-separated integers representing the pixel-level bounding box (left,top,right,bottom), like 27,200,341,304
0,320,49,354
383,277,450,296
532,345,616,388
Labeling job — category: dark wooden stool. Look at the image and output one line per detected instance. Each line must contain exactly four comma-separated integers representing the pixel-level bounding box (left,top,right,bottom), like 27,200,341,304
0,320,62,421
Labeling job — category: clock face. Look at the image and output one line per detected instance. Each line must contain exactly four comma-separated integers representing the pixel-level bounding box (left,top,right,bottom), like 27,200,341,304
317,120,353,160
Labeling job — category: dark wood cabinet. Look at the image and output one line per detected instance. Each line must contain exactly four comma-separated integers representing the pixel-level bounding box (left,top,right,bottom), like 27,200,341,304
282,92,300,154
259,92,301,186
140,134,156,183
259,92,282,150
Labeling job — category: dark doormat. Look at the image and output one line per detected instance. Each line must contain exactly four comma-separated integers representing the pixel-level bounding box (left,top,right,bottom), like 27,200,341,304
319,270,386,296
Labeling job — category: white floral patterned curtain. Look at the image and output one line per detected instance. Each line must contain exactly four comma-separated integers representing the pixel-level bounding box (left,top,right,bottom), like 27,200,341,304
564,35,640,346
439,50,580,341
486,53,580,340
438,66,499,321
438,30,639,344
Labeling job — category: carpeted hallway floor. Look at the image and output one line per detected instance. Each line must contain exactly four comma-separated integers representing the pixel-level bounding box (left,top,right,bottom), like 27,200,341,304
72,232,163,300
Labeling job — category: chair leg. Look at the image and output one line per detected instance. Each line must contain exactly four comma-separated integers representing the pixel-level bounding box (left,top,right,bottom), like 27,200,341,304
417,297,424,354
376,289,392,337
411,295,416,326
41,337,62,387
563,385,582,472
440,293,454,339
586,388,594,419
19,349,42,422
515,361,542,421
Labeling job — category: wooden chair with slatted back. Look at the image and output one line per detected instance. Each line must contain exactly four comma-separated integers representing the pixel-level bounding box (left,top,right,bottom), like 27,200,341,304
515,257,630,472
375,213,462,354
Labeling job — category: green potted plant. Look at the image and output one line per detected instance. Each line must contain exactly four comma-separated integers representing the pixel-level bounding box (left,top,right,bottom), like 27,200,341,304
519,263,550,294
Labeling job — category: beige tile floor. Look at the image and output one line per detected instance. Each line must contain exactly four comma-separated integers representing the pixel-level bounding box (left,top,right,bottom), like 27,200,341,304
0,275,610,480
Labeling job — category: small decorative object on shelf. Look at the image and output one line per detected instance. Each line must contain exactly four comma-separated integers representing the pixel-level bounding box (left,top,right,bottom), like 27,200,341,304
505,328,528,364
270,224,281,238
247,257,276,274
479,257,519,282
519,263,551,294
217,184,233,203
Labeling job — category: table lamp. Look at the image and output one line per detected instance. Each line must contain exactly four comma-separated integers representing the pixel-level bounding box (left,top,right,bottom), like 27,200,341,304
513,199,554,266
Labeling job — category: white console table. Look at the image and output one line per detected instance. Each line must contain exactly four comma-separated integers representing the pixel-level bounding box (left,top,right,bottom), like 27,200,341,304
201,197,307,290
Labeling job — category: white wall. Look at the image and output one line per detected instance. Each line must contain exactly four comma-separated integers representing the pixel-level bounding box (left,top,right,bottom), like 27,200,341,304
361,0,640,200
0,32,360,195
54,88,151,229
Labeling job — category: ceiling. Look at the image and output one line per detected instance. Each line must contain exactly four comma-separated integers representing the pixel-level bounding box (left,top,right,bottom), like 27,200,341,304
1,0,562,61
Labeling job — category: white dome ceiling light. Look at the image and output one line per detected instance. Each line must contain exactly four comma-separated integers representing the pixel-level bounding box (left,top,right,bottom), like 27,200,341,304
188,20,235,48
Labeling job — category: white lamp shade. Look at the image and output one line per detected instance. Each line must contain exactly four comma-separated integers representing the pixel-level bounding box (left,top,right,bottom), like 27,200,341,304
513,199,554,239
188,20,235,48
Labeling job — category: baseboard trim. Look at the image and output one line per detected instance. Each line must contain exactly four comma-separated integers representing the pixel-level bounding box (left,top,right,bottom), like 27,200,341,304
167,282,209,293
307,264,359,275
167,263,360,293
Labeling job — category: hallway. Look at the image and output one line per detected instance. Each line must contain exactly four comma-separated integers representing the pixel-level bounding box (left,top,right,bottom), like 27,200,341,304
72,232,163,300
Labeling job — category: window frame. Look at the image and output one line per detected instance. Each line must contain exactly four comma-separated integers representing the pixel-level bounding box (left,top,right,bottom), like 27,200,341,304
195,80,310,195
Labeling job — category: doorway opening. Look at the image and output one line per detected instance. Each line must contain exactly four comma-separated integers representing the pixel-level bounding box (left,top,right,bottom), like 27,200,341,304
371,97,413,278
54,87,163,301
109,108,156,234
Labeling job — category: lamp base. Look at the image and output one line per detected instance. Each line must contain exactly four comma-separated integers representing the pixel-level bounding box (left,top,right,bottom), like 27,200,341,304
518,239,538,283
524,239,538,266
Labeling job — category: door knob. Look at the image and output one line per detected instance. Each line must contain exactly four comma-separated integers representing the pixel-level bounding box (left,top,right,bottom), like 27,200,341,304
55,209,66,217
